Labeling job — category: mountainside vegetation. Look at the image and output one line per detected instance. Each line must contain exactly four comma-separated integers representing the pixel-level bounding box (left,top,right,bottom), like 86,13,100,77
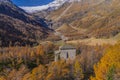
43,0,120,41
0,0,51,47
0,40,119,80
91,42,120,80
0,41,113,80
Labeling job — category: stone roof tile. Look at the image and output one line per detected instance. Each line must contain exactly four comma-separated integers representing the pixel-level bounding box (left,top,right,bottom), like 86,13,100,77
60,45,76,50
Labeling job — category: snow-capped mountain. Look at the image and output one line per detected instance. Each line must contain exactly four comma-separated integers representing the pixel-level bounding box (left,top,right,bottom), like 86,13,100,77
20,0,81,13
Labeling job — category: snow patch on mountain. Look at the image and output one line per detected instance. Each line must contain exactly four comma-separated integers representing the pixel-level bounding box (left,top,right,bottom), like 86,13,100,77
20,0,81,13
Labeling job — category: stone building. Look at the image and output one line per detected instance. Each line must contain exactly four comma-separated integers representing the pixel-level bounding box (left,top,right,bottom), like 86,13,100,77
55,45,76,61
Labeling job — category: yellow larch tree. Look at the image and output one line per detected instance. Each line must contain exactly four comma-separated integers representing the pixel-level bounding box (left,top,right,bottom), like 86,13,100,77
74,60,84,80
31,65,47,80
91,42,120,80
22,65,46,80
46,60,71,80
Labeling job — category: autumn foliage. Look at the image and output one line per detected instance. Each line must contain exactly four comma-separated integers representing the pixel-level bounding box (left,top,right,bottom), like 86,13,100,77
91,42,120,80
0,42,119,80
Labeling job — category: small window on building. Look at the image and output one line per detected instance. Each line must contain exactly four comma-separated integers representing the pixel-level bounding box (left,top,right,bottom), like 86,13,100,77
58,54,60,60
67,52,69,58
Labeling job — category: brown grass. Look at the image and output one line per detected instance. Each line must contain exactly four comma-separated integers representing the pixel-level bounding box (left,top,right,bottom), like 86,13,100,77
66,37,118,46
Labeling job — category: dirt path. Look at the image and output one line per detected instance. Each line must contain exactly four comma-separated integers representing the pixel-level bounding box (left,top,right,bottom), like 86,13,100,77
54,31,68,41
54,2,74,21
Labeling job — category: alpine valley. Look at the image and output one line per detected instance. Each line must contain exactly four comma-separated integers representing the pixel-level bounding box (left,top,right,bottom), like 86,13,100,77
0,0,120,80
33,0,120,45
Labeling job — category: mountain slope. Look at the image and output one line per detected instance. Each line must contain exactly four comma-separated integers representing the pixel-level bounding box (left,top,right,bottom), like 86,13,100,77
46,0,120,39
56,23,76,34
0,0,50,47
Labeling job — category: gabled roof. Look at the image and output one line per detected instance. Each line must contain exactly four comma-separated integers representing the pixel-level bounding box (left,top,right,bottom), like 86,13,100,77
60,44,76,50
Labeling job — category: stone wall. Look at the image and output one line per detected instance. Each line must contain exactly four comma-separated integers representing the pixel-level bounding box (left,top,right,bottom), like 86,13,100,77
60,49,76,60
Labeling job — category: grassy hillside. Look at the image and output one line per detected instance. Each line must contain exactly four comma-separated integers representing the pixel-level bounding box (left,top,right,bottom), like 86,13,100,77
46,0,120,40
56,23,76,33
